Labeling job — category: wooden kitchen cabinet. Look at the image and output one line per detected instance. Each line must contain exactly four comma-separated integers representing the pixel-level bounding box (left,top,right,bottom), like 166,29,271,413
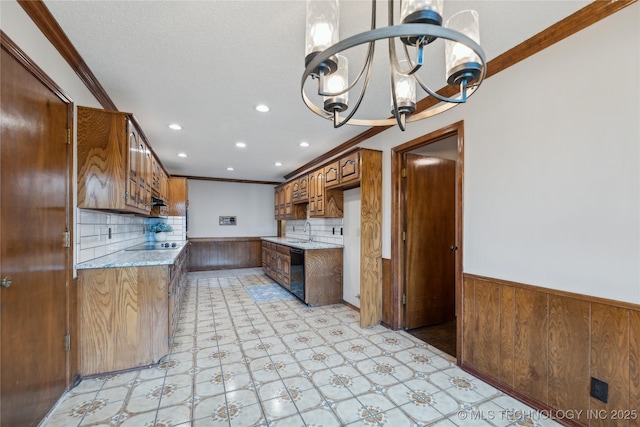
78,265,169,376
168,245,188,339
276,244,291,289
78,246,188,376
77,106,151,215
168,177,188,216
309,167,343,218
292,175,309,204
323,151,360,190
324,161,340,188
274,182,306,220
151,154,169,202
262,241,342,306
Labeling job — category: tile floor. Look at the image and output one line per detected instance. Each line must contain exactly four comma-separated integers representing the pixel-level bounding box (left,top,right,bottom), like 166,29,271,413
40,268,561,427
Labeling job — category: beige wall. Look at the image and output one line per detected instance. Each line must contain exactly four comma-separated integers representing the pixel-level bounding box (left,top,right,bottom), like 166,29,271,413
359,3,640,303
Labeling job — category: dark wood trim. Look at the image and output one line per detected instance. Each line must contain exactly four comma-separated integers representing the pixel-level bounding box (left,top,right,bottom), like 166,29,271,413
464,273,640,312
1,31,73,106
17,0,117,111
174,175,282,186
390,122,463,331
284,0,636,180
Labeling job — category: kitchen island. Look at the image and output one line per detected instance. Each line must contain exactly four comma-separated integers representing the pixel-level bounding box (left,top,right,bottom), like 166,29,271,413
261,237,343,306
76,242,188,376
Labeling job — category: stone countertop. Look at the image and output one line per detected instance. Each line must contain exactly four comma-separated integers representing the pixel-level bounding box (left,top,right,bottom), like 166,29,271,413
261,237,343,250
76,241,188,269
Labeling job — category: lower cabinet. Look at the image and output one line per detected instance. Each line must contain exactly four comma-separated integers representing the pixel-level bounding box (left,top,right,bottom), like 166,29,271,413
262,241,342,306
169,246,188,340
78,246,188,376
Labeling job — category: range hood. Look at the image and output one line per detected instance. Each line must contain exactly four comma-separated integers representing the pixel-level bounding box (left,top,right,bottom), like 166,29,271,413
152,196,167,207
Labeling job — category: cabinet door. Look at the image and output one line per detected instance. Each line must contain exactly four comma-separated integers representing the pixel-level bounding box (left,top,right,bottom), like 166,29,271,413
127,122,140,210
140,140,152,211
324,161,340,188
281,254,291,288
299,175,309,202
278,187,286,218
308,174,317,214
168,177,188,216
284,182,293,218
292,179,300,203
339,151,360,185
315,170,325,216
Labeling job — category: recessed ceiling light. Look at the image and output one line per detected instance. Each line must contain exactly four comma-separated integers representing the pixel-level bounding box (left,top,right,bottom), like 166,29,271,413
169,123,182,130
299,142,309,147
255,104,270,113
235,142,247,148
178,152,187,158
227,167,234,171
275,162,283,167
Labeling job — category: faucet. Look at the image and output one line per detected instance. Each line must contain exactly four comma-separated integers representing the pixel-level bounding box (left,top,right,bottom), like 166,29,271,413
304,221,312,242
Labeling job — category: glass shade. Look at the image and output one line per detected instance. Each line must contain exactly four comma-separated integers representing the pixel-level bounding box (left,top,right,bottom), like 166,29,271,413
445,10,482,85
323,55,348,113
391,60,416,114
400,0,443,24
305,0,339,58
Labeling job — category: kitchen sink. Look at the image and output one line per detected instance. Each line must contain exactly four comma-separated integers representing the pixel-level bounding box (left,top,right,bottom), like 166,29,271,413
287,240,310,244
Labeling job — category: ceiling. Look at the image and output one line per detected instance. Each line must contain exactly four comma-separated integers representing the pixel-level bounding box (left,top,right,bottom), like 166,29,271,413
43,0,590,183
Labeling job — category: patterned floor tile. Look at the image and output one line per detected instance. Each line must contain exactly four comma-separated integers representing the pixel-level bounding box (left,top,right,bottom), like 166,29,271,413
39,268,563,427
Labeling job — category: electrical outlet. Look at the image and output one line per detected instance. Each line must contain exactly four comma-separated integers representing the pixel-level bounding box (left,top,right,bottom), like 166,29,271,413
108,227,112,239
332,227,335,235
590,377,608,403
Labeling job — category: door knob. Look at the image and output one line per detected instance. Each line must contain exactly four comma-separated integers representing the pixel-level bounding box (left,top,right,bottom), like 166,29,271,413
450,245,458,252
1,276,12,288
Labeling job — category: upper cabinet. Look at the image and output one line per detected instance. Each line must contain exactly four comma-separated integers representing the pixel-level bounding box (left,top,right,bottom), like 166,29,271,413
168,177,188,216
324,151,360,190
275,182,305,220
272,149,378,220
77,106,151,215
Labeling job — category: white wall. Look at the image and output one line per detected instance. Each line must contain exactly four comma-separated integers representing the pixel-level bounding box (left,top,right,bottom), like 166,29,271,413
343,188,362,308
188,180,277,237
360,4,640,303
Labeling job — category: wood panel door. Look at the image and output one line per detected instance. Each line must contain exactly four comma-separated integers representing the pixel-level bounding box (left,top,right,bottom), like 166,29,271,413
404,154,456,329
1,40,71,427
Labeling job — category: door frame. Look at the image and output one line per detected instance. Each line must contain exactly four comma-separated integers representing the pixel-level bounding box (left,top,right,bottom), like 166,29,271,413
391,120,464,361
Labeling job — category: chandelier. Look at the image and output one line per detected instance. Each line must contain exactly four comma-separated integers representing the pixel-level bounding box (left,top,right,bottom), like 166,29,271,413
301,0,486,131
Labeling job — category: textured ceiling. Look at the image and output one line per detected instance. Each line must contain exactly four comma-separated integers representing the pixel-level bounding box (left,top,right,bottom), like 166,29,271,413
44,0,590,182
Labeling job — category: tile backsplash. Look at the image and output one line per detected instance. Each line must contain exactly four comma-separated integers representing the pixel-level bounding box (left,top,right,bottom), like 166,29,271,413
76,209,187,263
285,218,344,245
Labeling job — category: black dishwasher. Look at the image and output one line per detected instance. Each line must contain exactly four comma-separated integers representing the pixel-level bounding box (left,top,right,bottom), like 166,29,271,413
289,248,305,302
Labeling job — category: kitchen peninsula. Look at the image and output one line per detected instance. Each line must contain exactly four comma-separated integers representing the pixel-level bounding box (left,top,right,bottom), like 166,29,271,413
261,237,343,307
76,243,188,376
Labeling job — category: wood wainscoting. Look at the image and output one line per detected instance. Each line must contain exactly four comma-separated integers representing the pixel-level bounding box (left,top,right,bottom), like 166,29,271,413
462,274,640,427
188,237,263,271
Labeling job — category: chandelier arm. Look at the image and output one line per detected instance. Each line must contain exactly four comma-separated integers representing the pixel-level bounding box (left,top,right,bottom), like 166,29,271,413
413,73,467,104
332,46,377,128
389,32,406,130
400,42,424,75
